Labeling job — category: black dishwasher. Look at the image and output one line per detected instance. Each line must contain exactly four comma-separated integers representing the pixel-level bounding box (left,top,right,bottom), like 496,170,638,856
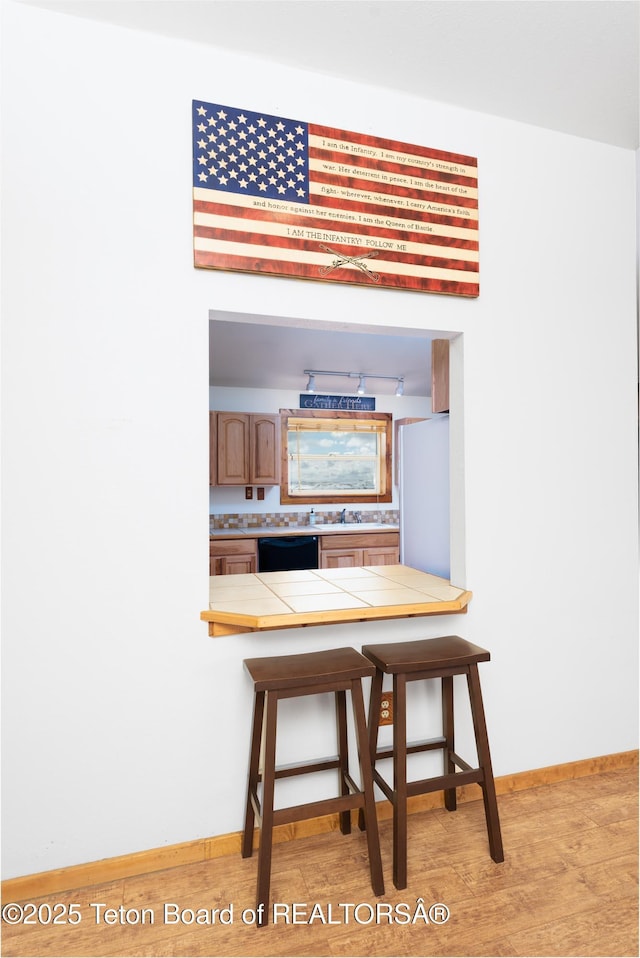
258,535,318,572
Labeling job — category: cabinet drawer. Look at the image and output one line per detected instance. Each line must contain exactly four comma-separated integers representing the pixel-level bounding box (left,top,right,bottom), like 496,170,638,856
319,532,398,549
210,538,257,557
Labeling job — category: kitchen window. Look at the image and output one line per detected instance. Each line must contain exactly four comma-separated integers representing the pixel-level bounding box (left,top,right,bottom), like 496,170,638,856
280,409,392,505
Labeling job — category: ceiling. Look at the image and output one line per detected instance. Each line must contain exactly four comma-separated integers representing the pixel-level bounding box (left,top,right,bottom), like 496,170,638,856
23,0,640,149
209,314,437,396
23,0,639,396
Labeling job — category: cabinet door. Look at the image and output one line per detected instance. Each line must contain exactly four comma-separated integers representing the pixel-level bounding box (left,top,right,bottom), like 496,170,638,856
320,548,364,569
363,545,399,566
217,412,250,485
209,412,217,486
250,414,280,485
221,554,256,575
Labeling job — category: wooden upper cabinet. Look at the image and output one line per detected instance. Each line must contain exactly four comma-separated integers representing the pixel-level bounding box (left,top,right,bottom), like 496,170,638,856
431,339,450,413
213,412,280,486
217,412,250,485
250,414,280,485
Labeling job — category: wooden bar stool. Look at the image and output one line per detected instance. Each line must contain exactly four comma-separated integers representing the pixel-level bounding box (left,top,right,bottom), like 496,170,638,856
242,647,385,926
361,635,504,889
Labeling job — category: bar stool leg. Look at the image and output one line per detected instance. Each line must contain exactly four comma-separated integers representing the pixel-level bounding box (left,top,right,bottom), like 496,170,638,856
335,689,351,835
358,667,383,832
466,665,504,863
392,672,408,890
255,690,279,925
441,675,457,812
242,689,264,859
350,678,385,897
367,667,384,763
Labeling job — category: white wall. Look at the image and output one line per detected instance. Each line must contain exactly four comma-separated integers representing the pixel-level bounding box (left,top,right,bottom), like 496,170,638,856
2,1,638,878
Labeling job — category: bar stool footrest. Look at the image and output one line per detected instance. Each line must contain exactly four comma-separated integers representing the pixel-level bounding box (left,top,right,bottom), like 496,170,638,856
374,736,447,762
257,755,342,781
272,791,365,827
406,768,483,798
450,751,474,773
373,763,484,802
252,765,364,826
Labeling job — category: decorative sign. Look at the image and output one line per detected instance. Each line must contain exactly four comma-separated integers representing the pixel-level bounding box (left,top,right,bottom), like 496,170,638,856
299,394,376,411
192,100,479,297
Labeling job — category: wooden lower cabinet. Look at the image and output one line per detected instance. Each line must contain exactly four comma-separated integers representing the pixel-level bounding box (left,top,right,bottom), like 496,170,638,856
210,531,399,574
216,554,256,575
320,548,363,569
319,533,399,569
210,538,257,575
362,544,400,565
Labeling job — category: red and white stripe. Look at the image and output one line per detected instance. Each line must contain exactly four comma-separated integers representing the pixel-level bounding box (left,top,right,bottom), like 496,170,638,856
193,122,479,297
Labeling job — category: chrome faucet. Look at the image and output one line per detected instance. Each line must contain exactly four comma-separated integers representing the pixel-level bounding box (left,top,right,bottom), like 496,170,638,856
340,509,346,524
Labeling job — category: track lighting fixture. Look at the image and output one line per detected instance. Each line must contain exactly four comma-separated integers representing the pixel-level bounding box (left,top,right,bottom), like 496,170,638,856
302,369,405,396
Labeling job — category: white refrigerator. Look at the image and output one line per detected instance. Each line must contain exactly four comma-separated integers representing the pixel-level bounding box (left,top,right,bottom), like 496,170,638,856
398,416,450,579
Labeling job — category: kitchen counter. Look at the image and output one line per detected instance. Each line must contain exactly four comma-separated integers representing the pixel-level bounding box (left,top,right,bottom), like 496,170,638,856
201,565,471,635
210,524,399,539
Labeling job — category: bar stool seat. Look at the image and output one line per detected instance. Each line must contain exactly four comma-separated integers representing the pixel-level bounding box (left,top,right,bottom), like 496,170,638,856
361,635,504,889
242,647,385,926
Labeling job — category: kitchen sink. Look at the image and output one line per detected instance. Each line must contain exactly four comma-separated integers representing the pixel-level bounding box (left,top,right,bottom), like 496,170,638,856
333,522,394,530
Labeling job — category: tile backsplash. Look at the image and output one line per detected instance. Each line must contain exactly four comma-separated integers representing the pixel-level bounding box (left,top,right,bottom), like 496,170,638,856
210,510,399,532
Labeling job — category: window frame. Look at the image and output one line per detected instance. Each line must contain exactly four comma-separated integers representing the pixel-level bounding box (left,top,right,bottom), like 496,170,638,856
279,408,393,505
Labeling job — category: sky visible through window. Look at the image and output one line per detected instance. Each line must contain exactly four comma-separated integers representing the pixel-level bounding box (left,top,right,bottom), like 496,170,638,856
288,429,379,492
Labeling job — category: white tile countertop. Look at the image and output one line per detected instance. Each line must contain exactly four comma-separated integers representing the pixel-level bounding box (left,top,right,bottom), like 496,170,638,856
201,565,471,636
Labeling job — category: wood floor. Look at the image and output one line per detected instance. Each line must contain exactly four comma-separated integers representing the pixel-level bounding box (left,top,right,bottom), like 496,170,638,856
3,767,637,957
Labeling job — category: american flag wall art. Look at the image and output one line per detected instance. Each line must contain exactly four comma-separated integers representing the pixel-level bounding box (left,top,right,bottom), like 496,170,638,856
192,100,479,297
